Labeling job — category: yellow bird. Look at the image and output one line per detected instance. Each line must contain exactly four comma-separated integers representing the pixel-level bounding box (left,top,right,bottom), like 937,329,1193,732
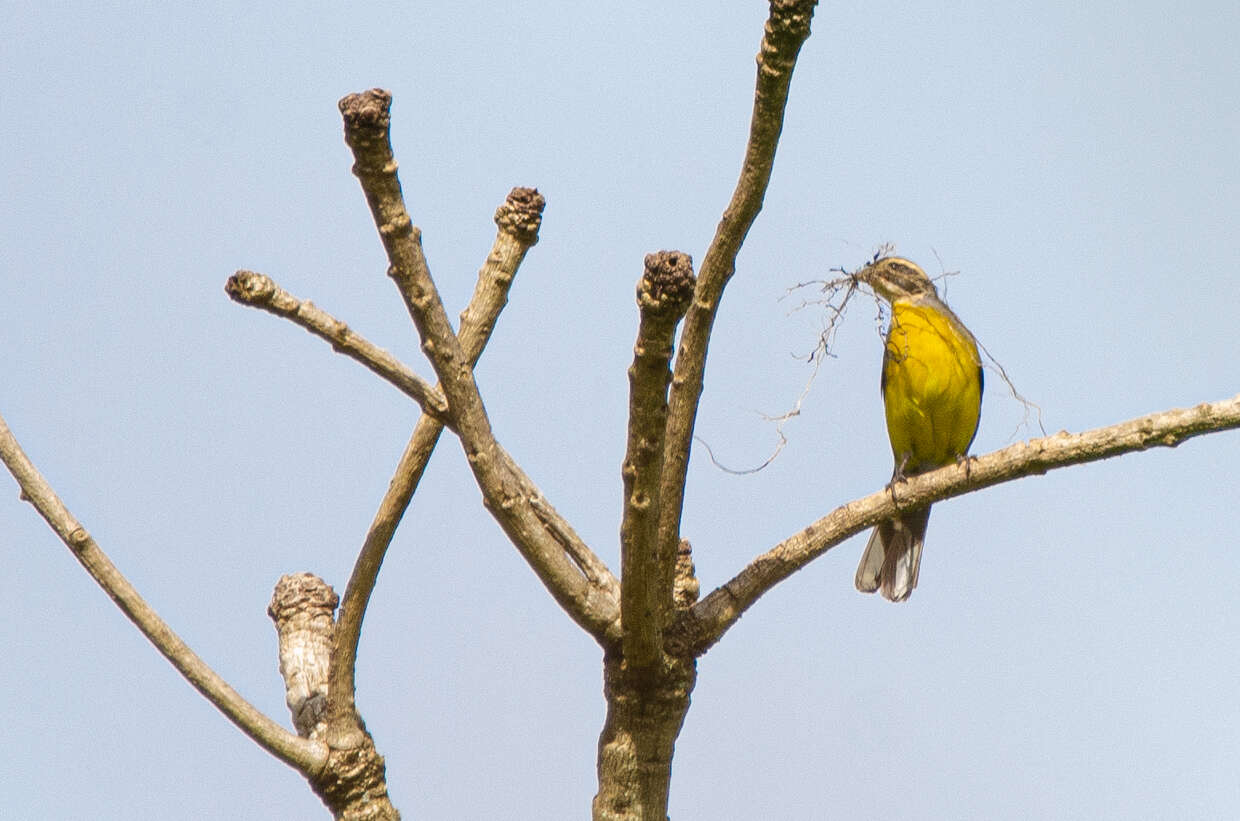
854,257,983,602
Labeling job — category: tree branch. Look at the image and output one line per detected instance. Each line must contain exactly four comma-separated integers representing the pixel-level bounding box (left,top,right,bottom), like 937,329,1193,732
665,394,1240,657
328,187,546,729
0,412,328,776
225,269,450,423
269,573,399,819
225,261,620,639
338,89,621,646
657,0,818,569
619,252,695,669
269,573,338,741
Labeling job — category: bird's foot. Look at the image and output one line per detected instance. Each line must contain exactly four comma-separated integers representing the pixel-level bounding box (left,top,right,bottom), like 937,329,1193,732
886,453,913,508
955,452,977,479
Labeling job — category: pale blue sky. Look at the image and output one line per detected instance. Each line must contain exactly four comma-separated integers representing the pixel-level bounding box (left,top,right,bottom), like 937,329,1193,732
4,2,1239,819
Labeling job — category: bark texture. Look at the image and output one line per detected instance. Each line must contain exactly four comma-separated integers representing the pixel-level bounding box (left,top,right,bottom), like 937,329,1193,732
269,573,339,740
269,574,399,820
312,737,400,821
620,251,696,670
338,89,621,645
593,655,697,821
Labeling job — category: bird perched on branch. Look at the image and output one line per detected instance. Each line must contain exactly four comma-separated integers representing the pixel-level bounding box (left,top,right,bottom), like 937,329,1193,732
854,257,983,602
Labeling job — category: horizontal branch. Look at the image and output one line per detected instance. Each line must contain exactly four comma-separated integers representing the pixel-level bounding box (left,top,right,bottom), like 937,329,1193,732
0,412,327,775
666,394,1240,657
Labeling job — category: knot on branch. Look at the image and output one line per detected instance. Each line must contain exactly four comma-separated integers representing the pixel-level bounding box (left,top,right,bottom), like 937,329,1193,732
67,527,91,553
268,573,339,739
311,731,398,820
225,270,276,305
673,539,700,608
638,251,695,319
494,186,546,244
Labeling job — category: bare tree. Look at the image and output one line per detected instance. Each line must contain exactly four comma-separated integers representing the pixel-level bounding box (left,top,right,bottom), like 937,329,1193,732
4,2,1239,819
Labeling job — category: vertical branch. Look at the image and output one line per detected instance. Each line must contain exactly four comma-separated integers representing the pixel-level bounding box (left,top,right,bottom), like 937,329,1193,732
270,573,339,741
338,89,620,643
328,188,546,729
593,655,696,821
595,9,817,816
337,90,483,434
619,252,695,670
657,0,818,565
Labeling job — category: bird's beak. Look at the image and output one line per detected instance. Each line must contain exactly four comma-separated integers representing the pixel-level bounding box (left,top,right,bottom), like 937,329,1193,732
856,265,897,302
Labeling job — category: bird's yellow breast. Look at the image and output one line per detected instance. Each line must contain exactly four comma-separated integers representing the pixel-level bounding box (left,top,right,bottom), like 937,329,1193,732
882,298,983,473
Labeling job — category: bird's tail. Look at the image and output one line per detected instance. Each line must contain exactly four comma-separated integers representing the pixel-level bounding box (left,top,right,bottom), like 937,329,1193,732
855,506,932,602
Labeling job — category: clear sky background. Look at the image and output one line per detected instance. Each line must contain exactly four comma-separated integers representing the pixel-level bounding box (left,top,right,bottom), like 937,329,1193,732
4,2,1239,819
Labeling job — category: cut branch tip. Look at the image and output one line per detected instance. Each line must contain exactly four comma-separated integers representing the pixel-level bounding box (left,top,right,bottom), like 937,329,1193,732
225,270,276,305
638,251,696,319
338,89,393,130
494,187,546,244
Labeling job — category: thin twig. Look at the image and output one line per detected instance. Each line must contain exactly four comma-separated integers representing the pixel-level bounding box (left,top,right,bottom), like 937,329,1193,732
0,412,328,776
697,273,862,475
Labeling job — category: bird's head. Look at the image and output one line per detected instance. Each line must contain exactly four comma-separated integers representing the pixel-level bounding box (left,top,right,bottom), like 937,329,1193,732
857,257,938,303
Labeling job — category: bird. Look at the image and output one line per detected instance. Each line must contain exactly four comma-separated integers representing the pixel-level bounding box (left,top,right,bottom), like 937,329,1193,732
853,257,983,602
